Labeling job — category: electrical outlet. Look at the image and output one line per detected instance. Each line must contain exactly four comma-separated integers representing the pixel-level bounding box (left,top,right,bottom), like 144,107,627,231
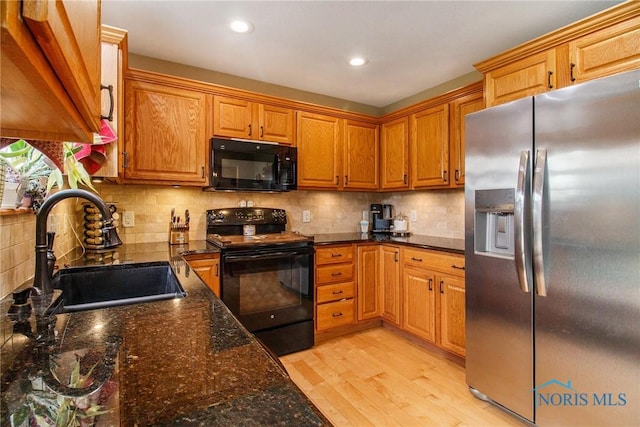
302,210,311,223
122,211,135,228
410,210,418,222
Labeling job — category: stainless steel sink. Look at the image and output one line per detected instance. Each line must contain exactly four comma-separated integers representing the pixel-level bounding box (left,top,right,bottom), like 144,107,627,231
52,261,186,312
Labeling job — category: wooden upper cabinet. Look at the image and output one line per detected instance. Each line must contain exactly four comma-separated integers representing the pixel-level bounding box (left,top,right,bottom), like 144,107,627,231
259,104,296,145
478,3,640,107
0,0,100,142
450,90,484,187
343,120,379,190
484,50,556,107
98,25,127,179
213,95,295,145
124,76,209,185
380,116,410,191
22,0,102,134
568,18,640,84
296,111,342,189
410,104,450,188
213,95,252,138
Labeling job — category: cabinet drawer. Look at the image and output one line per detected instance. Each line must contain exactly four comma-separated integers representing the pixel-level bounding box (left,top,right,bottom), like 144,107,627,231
317,299,355,330
316,245,354,265
403,248,465,276
427,252,465,277
316,263,354,285
317,282,355,304
403,248,430,268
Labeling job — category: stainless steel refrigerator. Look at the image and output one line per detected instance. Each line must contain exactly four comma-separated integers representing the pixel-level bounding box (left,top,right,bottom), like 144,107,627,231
464,69,639,426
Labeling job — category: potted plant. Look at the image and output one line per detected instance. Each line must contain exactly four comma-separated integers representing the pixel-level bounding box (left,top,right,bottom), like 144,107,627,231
0,140,52,209
0,140,97,212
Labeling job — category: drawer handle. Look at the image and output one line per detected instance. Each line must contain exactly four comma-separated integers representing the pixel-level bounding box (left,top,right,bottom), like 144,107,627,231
331,253,343,258
331,272,342,277
332,290,343,295
451,264,465,270
332,312,343,318
411,257,423,262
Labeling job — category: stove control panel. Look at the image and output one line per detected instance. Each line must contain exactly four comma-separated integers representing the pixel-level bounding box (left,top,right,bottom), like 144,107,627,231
207,208,287,225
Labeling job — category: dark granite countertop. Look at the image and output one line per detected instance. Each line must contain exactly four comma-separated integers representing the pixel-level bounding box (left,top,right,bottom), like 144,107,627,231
0,241,330,426
312,232,465,254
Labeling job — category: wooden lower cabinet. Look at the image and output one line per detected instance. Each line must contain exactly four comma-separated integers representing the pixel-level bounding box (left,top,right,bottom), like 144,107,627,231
402,264,437,342
184,254,221,297
315,244,356,332
438,274,466,356
380,245,401,325
400,247,466,357
314,242,466,358
357,244,381,320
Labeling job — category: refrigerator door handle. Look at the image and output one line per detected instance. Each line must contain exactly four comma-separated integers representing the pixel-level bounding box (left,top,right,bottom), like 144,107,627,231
515,150,532,293
533,148,549,296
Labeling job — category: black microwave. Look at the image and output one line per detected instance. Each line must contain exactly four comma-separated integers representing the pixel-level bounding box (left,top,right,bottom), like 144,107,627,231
206,138,297,192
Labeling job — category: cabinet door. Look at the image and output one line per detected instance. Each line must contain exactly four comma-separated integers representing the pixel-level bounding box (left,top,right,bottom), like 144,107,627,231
124,79,208,185
380,116,410,190
296,111,342,188
381,245,401,325
22,0,101,132
357,245,381,321
410,104,450,188
438,275,466,357
402,265,436,343
1,1,95,142
450,91,484,187
259,104,295,145
98,26,127,179
213,95,253,138
187,257,221,297
485,49,556,107
343,120,379,190
569,18,640,84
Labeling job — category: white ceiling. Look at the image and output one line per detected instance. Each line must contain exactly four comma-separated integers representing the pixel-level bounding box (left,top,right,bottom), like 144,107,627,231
101,1,621,108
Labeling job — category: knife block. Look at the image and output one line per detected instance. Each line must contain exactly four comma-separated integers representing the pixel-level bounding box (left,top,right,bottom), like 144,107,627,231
169,224,189,245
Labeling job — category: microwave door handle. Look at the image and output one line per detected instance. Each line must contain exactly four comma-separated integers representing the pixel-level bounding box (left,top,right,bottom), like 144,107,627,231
275,154,281,184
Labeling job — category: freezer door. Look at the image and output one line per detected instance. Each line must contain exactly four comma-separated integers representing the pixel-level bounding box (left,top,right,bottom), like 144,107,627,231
465,97,534,422
533,70,640,426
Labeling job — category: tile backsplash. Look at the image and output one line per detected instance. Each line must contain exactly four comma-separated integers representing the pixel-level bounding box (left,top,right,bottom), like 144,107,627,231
1,184,464,298
95,184,464,243
0,198,78,298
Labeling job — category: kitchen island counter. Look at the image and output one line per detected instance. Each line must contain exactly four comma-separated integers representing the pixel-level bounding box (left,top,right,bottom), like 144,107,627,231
0,241,330,426
312,232,464,254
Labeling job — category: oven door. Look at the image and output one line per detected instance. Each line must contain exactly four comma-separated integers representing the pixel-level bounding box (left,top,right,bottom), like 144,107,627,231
221,246,314,332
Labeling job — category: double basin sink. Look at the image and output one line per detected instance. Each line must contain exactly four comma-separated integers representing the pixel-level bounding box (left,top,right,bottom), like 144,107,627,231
53,261,186,312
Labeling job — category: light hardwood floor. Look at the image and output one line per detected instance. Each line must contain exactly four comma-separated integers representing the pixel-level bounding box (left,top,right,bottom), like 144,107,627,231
280,327,527,426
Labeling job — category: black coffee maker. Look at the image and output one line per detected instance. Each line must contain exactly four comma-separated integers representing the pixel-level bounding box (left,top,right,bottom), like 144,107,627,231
371,204,394,233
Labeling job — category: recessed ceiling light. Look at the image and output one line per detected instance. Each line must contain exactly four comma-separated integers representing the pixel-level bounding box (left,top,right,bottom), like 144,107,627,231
230,20,254,33
349,57,368,67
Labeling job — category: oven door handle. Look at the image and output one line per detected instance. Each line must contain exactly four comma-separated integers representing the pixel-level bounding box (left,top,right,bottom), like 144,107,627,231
224,251,303,262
